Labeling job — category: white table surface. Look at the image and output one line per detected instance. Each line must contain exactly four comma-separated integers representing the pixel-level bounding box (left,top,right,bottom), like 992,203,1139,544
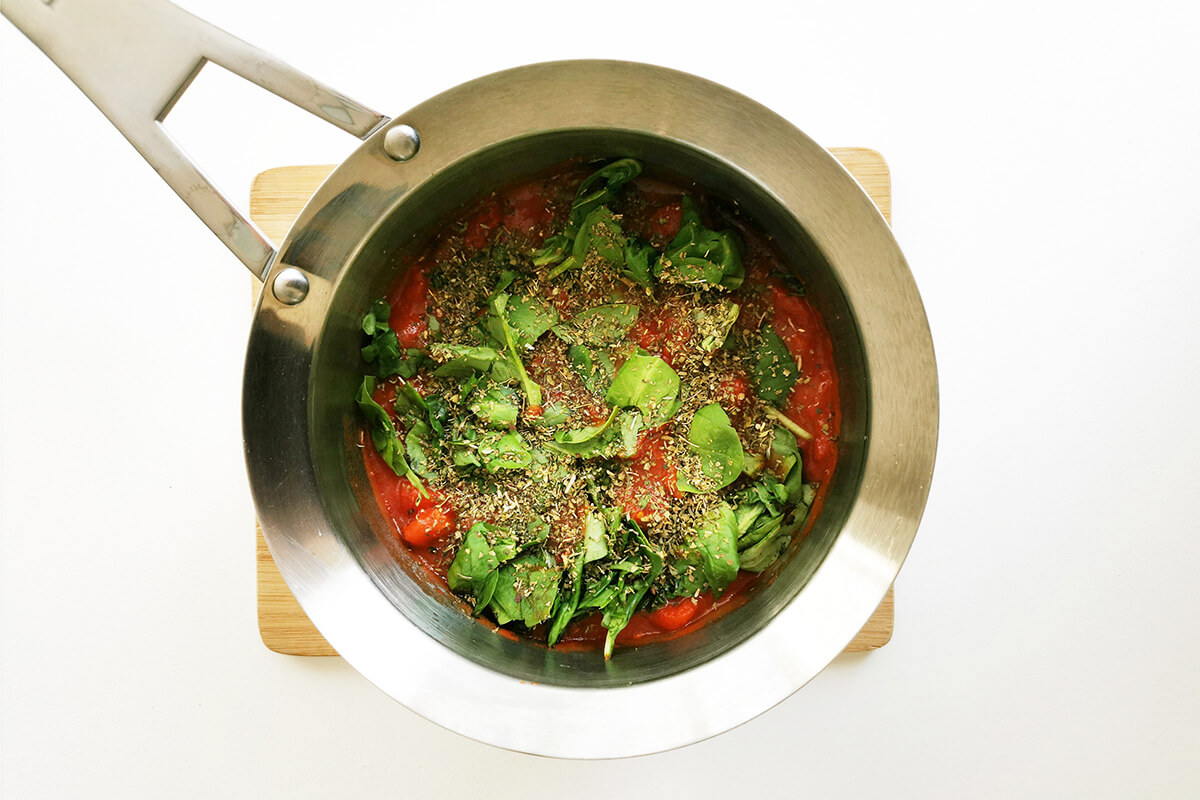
3,1,1198,796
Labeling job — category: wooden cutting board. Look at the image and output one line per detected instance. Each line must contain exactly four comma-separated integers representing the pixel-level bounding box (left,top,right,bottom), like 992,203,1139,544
250,147,896,657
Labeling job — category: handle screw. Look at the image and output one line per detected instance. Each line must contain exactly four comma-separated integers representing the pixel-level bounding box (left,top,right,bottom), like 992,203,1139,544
383,124,421,162
272,267,309,305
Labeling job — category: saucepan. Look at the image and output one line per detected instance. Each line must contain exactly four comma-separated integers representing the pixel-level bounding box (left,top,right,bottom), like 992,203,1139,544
4,0,938,757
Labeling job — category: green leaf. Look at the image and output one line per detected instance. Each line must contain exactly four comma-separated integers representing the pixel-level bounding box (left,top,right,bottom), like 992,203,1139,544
605,353,681,427
489,553,561,627
653,196,744,291
622,238,657,287
768,426,805,502
753,326,799,406
447,525,502,593
567,344,614,395
694,300,741,354
683,502,739,594
677,403,745,493
486,292,558,351
600,522,664,658
738,518,790,572
354,377,424,494
532,159,643,269
485,293,543,408
548,547,586,646
478,430,534,472
468,383,521,429
361,298,391,336
614,410,644,459
430,343,500,377
553,303,639,346
405,421,434,478
582,510,611,563
527,400,571,428
546,408,618,456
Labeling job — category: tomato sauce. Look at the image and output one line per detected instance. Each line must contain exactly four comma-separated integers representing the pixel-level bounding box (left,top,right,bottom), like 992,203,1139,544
360,160,841,652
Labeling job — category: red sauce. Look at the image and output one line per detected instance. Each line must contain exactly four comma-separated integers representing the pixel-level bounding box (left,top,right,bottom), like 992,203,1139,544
361,161,841,652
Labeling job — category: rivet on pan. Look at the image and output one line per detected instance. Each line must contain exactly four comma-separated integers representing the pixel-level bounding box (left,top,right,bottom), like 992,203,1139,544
272,267,309,305
383,124,421,162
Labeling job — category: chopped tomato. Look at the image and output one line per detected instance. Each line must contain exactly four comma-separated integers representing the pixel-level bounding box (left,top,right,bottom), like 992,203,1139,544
714,370,751,418
629,306,694,367
650,597,699,631
617,432,681,524
647,201,682,243
401,505,456,548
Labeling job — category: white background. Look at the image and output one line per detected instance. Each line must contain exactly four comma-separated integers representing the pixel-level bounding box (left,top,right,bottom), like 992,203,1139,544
3,0,1198,796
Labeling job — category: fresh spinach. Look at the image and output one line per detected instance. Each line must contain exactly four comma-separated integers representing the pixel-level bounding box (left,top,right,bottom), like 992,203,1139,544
547,547,586,646
684,501,739,594
485,293,543,408
430,343,500,377
469,383,521,429
694,300,741,355
677,403,745,493
489,553,561,627
355,376,424,494
532,158,643,269
653,196,744,291
547,408,618,457
485,292,558,351
599,523,664,658
567,344,615,395
553,303,639,346
605,353,681,427
622,238,657,287
478,430,534,472
753,326,799,406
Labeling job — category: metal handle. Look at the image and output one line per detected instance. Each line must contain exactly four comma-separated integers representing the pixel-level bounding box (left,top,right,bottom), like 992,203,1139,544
2,0,389,279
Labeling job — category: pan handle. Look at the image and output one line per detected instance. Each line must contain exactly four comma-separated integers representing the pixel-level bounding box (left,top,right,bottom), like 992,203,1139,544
2,0,389,279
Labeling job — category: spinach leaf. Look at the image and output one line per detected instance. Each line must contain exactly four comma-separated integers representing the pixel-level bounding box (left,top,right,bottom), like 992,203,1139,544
468,383,521,429
394,384,447,438
361,298,391,335
354,376,425,494
430,343,500,377
553,303,639,346
546,408,618,457
527,400,571,428
614,410,644,459
567,344,615,395
682,501,739,594
532,158,643,268
738,518,790,572
653,196,744,291
605,353,681,427
753,326,799,406
478,430,534,472
582,509,611,563
447,525,501,590
622,238,657,287
677,403,745,493
600,523,664,658
405,421,434,478
486,293,543,408
548,547,586,646
694,300,741,355
549,206,628,278
485,292,558,351
489,553,561,627
769,425,806,501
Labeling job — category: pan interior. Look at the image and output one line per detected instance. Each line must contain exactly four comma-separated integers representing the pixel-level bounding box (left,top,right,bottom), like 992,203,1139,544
305,130,869,687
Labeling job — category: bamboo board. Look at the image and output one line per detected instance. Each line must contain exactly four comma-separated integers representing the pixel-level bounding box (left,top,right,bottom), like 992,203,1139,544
251,147,895,657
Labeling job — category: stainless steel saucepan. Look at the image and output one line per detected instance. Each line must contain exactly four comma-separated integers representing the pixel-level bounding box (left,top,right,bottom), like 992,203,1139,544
4,0,938,758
